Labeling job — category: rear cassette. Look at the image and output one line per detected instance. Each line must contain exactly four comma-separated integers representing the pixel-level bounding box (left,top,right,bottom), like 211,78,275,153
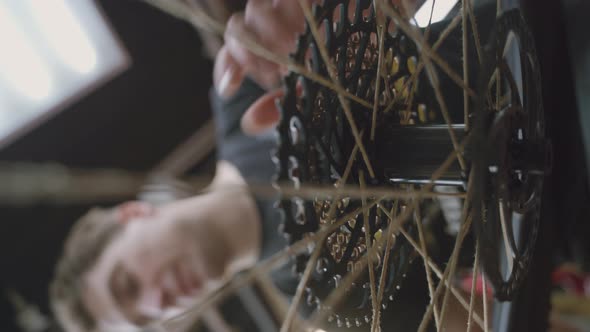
274,0,435,326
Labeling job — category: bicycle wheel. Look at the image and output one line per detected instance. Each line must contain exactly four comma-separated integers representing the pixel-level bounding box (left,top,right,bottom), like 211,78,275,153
146,1,552,331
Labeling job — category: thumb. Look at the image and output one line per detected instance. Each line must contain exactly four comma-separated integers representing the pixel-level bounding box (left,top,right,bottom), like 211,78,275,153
241,88,283,135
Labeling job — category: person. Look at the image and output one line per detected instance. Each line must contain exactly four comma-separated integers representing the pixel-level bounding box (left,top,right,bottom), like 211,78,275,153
50,72,294,330
51,0,427,331
50,0,316,328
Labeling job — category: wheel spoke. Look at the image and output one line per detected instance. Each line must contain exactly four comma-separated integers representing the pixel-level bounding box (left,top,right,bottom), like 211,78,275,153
487,68,499,107
416,212,473,332
403,0,437,122
249,182,467,201
358,171,379,332
427,64,468,171
437,169,475,330
467,240,481,332
145,0,373,109
279,235,325,332
309,198,404,328
321,130,363,226
439,214,474,330
384,212,486,331
379,0,468,171
298,0,376,178
339,133,362,188
414,198,441,329
462,0,470,130
378,0,476,98
371,24,386,141
466,0,484,64
373,201,400,331
397,11,463,116
256,274,305,329
416,168,474,331
311,141,464,326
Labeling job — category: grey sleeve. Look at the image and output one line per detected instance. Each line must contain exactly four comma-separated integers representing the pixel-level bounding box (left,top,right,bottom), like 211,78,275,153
209,79,287,261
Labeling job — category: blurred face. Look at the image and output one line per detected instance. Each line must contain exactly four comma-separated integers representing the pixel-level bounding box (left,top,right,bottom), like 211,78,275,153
82,202,208,328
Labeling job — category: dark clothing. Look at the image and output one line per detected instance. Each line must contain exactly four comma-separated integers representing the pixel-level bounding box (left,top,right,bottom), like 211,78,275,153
211,80,286,261
209,80,298,332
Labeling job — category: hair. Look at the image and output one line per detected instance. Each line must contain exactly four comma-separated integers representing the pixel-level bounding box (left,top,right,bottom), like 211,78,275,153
50,207,123,332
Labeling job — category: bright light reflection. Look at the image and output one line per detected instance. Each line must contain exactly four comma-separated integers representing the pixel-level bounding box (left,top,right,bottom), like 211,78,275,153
0,5,52,100
413,0,459,27
28,0,97,74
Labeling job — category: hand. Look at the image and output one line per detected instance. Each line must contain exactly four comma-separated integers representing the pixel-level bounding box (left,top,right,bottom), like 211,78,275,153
213,0,420,135
213,0,308,135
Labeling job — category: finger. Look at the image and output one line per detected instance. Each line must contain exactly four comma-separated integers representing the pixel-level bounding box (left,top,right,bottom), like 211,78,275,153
255,69,283,91
272,0,309,34
213,45,245,98
241,88,283,135
224,12,260,68
224,12,281,89
244,1,301,56
245,1,304,86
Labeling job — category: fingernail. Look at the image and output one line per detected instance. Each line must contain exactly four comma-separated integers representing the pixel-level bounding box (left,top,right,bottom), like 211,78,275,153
217,66,237,98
